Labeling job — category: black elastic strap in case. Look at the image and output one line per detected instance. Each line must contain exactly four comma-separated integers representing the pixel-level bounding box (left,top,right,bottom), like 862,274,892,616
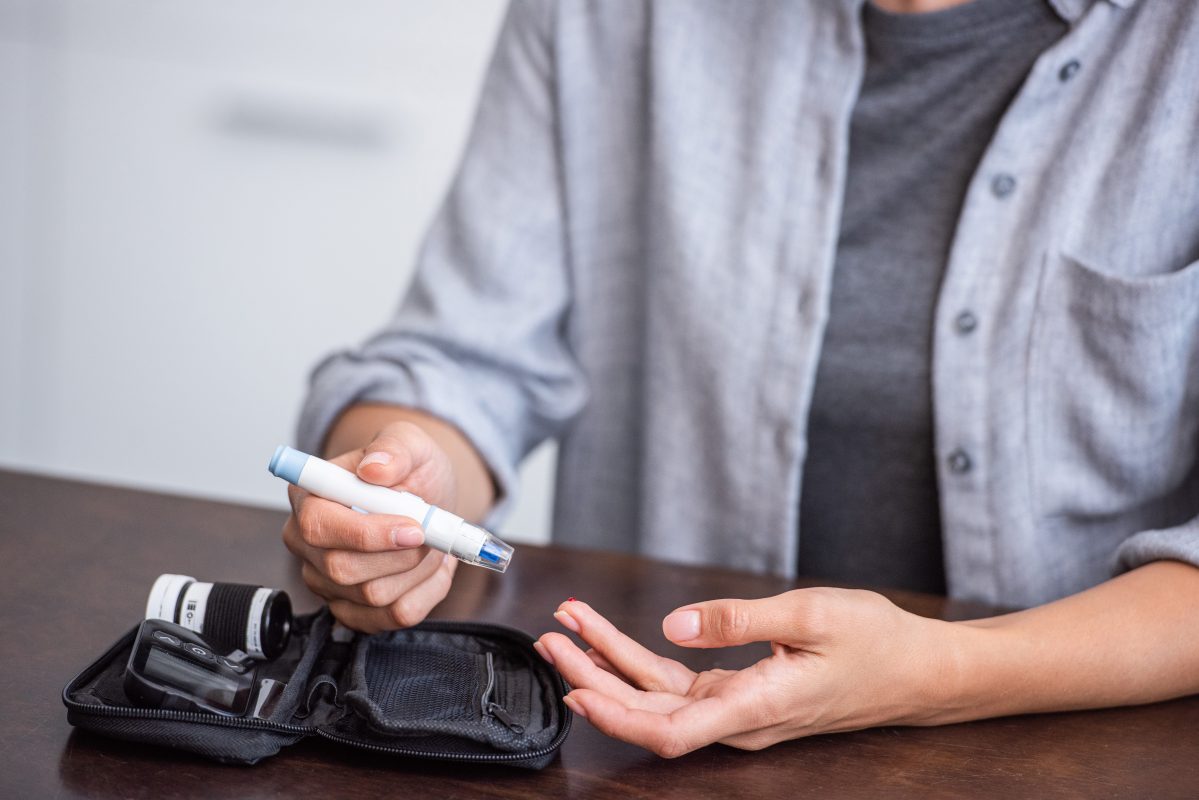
204,583,258,653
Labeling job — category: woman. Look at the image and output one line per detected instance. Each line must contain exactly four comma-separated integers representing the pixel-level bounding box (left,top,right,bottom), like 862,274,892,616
283,0,1199,755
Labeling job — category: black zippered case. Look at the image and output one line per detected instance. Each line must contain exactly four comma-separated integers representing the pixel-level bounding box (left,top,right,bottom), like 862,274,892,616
62,609,572,768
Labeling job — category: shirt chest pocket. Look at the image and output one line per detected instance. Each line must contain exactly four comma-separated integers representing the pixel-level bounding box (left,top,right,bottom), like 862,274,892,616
1026,251,1199,520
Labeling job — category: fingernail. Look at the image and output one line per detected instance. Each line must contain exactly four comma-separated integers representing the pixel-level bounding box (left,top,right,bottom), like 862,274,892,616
360,451,392,468
563,695,586,718
533,641,555,665
553,610,581,633
442,553,455,568
392,526,424,548
663,610,701,642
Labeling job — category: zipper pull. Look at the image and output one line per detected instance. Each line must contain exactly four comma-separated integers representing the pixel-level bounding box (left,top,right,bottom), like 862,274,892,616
487,702,525,734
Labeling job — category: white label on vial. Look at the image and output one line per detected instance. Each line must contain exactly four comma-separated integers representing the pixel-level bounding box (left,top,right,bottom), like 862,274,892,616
178,582,212,634
245,587,273,659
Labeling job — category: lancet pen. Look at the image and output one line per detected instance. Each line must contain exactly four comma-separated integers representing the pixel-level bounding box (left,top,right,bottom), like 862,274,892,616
269,445,514,572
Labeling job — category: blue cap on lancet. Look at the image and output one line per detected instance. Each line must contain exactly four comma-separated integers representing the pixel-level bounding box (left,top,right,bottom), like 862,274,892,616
269,445,310,485
477,536,514,572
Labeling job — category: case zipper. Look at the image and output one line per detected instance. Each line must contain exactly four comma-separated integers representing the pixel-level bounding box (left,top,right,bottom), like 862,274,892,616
63,694,312,733
481,651,525,734
314,724,567,764
486,702,524,733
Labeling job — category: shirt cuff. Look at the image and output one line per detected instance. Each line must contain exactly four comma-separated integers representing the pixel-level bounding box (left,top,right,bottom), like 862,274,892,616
1114,517,1199,574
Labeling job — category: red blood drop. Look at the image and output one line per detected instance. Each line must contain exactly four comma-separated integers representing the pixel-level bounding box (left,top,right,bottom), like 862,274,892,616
566,597,577,602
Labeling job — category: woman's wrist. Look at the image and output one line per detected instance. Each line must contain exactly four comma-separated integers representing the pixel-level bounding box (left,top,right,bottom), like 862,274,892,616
912,612,1065,727
896,561,1199,730
893,613,1013,728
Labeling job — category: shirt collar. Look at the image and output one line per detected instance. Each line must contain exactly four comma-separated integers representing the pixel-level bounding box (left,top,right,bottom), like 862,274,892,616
1046,0,1137,24
848,1,1138,27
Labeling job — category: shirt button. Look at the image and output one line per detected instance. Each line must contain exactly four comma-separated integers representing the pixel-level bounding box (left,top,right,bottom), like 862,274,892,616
1059,59,1081,82
947,448,973,475
954,310,978,334
991,173,1017,198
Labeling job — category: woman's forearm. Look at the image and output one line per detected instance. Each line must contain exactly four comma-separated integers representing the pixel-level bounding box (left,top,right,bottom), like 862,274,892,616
322,402,497,522
933,560,1199,723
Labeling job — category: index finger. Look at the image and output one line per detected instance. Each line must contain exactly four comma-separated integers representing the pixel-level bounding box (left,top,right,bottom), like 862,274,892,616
537,632,690,715
553,601,696,694
295,495,425,552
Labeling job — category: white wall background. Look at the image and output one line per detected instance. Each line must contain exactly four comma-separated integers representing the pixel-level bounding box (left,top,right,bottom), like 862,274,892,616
0,0,557,544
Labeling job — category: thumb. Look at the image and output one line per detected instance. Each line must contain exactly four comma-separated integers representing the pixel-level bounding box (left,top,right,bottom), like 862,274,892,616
355,427,424,487
661,591,818,649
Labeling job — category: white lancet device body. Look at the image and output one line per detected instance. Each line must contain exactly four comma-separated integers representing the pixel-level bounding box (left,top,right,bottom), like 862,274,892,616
269,446,513,573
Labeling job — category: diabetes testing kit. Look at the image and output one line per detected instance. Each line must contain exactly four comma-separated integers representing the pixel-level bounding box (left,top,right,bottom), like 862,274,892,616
64,575,569,767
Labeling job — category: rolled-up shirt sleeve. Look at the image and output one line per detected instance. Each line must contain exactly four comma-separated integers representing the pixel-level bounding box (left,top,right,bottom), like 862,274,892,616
1115,517,1199,574
297,0,586,525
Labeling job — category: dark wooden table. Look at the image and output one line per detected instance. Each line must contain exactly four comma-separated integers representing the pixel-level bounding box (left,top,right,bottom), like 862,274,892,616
2,470,1197,799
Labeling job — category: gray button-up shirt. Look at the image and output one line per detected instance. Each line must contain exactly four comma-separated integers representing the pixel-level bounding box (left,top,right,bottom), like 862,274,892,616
299,0,1199,607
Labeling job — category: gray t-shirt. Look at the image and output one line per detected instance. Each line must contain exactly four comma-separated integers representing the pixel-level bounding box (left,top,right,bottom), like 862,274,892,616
798,0,1067,593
